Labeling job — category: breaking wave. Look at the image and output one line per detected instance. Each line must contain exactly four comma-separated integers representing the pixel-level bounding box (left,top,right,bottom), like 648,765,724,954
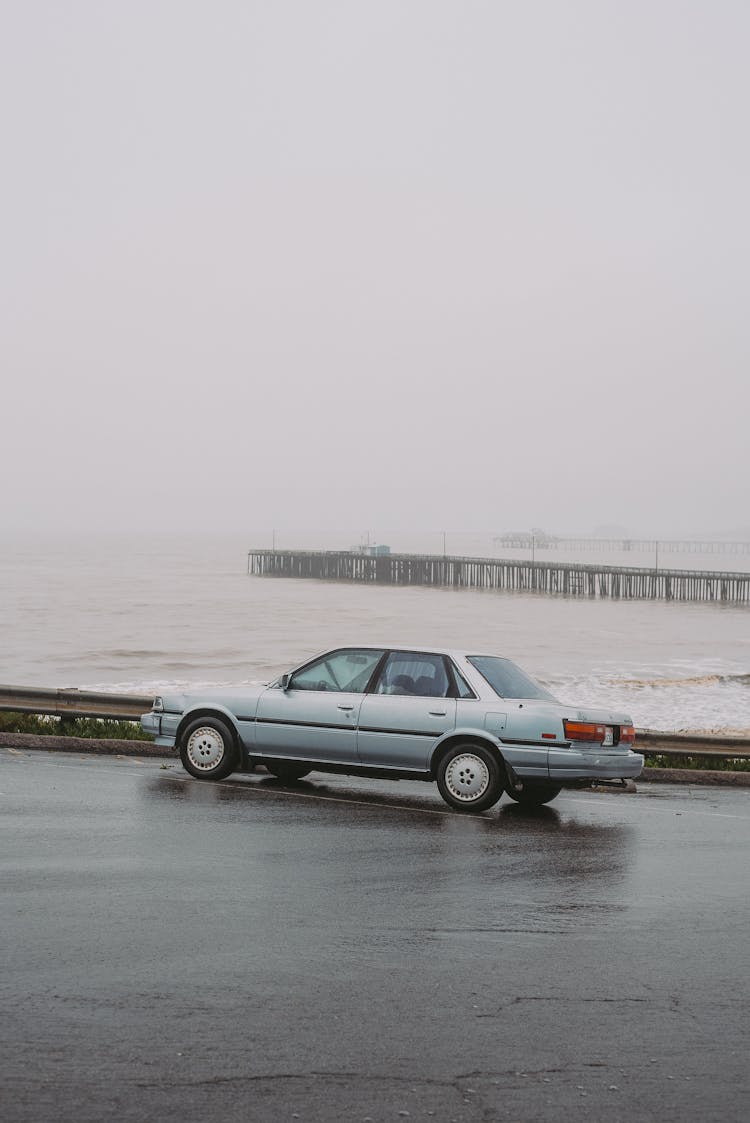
606,672,750,689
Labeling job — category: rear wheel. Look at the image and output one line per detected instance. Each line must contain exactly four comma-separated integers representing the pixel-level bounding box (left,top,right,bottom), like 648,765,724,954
266,763,311,783
505,783,562,807
180,716,238,781
436,744,504,813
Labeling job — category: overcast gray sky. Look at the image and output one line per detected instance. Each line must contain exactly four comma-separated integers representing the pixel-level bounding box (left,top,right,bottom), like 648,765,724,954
2,0,748,538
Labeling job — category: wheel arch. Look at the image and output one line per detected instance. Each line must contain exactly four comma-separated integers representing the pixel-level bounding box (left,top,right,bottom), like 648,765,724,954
430,730,510,783
176,706,243,755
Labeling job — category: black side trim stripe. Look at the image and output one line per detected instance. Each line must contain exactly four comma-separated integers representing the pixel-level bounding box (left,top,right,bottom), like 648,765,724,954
203,716,565,750
256,717,353,732
254,718,441,738
505,739,572,749
358,726,438,738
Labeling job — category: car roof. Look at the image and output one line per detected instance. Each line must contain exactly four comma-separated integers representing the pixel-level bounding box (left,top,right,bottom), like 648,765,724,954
316,645,495,661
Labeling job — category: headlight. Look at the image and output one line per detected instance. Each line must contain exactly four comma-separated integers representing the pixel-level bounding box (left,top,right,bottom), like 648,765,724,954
152,696,164,712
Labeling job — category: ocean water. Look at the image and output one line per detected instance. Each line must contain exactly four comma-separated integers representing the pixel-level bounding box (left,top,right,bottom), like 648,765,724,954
1,531,749,733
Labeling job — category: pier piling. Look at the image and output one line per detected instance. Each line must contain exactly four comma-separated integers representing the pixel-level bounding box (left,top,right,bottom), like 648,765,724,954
246,551,750,605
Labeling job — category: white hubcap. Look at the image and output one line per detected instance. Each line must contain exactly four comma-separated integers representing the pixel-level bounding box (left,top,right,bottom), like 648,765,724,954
186,726,225,771
445,753,490,802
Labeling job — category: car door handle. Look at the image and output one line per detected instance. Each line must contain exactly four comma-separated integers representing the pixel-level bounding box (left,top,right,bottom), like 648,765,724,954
337,704,354,711
429,709,447,716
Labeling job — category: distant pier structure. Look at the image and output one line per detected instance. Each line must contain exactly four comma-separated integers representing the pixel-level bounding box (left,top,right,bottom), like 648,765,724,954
494,533,750,555
247,550,750,604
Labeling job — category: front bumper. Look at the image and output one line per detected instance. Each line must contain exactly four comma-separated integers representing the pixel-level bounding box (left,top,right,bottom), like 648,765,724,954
141,711,181,748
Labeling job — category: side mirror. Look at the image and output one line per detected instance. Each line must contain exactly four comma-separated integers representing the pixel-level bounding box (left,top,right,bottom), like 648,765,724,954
280,673,291,691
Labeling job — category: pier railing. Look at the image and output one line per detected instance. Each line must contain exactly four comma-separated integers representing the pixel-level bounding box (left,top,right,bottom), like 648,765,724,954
247,549,750,604
494,535,750,555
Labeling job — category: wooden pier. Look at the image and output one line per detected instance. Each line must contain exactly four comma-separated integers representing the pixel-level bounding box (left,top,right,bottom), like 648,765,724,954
247,550,750,604
494,534,750,555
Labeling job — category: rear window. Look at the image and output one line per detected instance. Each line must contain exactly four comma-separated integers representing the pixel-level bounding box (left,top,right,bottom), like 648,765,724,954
466,656,557,701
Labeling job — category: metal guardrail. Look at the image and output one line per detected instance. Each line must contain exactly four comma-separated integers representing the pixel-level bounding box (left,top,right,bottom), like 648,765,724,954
634,730,750,759
0,685,748,761
0,685,152,721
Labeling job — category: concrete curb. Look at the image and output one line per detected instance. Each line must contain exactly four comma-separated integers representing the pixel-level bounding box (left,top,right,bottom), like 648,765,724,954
0,731,171,757
641,767,750,787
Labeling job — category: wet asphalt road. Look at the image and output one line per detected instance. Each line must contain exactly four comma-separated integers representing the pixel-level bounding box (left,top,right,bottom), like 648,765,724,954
1,749,749,1123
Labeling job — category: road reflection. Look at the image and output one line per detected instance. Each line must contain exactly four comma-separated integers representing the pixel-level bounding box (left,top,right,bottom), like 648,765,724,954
144,772,635,848
139,770,636,955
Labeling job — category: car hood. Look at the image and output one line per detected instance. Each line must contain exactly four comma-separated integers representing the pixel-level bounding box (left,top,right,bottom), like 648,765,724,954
157,683,269,713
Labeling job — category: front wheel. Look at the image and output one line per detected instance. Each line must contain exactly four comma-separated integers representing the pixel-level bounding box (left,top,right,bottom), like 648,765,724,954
505,783,562,807
180,716,238,781
436,744,504,813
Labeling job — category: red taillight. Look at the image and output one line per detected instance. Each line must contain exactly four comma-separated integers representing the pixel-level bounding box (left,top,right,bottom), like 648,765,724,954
620,724,636,744
563,720,608,743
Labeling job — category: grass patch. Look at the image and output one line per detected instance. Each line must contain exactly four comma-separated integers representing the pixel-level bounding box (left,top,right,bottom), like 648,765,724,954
0,712,154,741
643,753,750,772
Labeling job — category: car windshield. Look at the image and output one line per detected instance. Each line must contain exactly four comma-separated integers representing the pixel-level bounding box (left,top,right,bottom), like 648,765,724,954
289,649,385,693
466,656,557,701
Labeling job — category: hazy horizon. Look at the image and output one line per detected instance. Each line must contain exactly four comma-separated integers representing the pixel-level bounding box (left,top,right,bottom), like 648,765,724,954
3,1,748,539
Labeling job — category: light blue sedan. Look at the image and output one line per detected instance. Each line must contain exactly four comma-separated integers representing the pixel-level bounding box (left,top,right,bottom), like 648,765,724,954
141,646,643,812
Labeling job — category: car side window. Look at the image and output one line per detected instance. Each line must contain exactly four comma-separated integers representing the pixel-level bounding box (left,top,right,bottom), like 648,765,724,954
448,661,476,699
373,653,450,697
289,649,384,693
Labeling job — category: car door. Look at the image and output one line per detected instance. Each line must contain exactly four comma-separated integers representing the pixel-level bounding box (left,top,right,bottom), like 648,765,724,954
357,651,457,771
255,648,385,765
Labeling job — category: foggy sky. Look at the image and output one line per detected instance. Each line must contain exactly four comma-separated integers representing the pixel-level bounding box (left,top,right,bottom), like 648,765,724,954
2,0,749,539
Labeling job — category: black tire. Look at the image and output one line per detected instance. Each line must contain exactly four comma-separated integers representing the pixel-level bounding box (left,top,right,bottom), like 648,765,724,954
265,763,311,783
179,716,238,781
436,743,504,813
505,783,562,807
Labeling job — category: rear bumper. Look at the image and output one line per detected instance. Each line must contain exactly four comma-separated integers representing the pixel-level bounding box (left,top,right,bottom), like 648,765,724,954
547,747,644,781
500,741,643,781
